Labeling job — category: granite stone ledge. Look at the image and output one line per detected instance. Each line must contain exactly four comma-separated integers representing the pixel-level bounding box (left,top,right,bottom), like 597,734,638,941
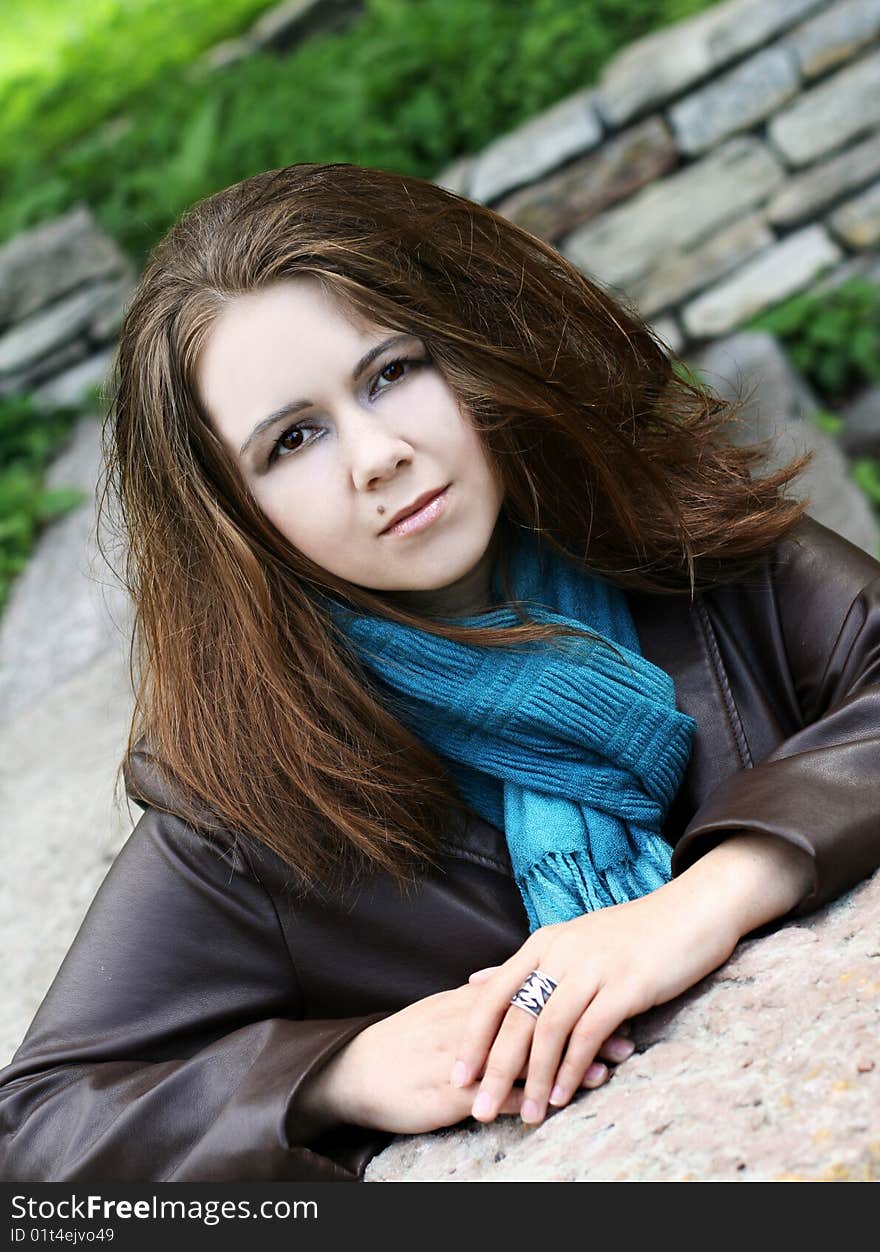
810,252,880,296
367,871,880,1181
432,155,474,198
198,0,363,71
688,329,879,554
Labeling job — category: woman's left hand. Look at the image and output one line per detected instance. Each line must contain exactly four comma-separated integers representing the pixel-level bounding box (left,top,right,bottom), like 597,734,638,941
450,883,739,1126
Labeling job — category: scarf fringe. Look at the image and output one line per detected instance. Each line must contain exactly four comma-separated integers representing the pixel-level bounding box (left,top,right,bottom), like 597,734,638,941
516,840,673,932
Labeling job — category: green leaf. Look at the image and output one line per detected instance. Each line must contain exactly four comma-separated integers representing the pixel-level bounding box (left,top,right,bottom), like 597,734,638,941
851,457,880,506
36,486,87,519
808,409,843,436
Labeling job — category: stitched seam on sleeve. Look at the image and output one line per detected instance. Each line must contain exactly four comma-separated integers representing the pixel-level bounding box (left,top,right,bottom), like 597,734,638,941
235,838,305,1009
694,595,753,769
815,590,865,715
775,535,861,723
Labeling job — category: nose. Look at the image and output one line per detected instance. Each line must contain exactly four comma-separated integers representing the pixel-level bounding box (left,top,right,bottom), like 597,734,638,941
343,408,414,492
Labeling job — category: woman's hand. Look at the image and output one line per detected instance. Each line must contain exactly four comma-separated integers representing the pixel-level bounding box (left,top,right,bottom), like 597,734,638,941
450,886,737,1128
450,831,814,1128
299,979,636,1137
309,982,523,1135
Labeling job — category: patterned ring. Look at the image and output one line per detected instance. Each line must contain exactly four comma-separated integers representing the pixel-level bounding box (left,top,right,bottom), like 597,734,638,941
509,969,558,1020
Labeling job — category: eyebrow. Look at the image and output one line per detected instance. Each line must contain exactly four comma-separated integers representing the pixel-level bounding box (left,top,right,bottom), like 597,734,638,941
238,332,418,458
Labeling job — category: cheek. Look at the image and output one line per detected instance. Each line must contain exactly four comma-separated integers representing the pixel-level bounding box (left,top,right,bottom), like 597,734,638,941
461,427,502,495
255,476,341,553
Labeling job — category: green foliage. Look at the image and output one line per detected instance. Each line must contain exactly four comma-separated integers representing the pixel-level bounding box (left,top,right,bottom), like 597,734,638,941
747,277,880,407
807,408,844,437
0,394,86,615
851,457,880,509
0,0,720,263
751,278,880,550
0,0,280,171
671,359,709,391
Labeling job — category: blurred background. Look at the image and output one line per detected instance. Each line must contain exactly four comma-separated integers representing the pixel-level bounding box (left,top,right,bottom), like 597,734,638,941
2,0,879,1067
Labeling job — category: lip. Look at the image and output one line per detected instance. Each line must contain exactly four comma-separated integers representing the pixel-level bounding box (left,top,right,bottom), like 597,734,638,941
380,485,450,536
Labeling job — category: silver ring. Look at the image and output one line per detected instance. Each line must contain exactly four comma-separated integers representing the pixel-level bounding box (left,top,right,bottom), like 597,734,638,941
510,969,558,1019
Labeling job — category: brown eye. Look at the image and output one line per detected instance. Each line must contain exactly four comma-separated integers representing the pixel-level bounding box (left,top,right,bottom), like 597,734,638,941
371,355,424,398
278,428,304,453
380,361,405,383
268,422,321,465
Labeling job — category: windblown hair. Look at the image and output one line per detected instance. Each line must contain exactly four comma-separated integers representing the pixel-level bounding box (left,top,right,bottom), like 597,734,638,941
100,161,813,893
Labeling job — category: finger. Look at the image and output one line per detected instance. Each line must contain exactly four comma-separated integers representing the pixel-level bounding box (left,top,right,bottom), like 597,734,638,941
452,947,543,1087
457,1081,525,1120
470,1005,537,1123
596,1033,635,1065
468,966,500,984
498,1086,526,1116
548,994,629,1109
519,981,601,1124
473,1059,528,1082
580,1062,609,1088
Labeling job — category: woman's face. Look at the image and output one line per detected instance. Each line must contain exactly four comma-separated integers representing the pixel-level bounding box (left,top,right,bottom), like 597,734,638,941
197,278,505,611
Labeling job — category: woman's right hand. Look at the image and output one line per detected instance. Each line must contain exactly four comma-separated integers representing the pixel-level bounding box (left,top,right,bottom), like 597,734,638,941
298,978,633,1136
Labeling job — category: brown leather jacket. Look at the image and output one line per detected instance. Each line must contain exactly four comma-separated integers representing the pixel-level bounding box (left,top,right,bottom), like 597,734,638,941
2,515,879,1183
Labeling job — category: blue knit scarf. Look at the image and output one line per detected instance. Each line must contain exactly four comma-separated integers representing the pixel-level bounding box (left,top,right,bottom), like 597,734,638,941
326,530,697,931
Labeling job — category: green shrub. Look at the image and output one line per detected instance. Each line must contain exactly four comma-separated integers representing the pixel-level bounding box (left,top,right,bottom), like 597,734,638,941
1,0,281,174
0,0,721,263
0,394,87,615
851,458,880,512
747,277,880,552
747,277,880,407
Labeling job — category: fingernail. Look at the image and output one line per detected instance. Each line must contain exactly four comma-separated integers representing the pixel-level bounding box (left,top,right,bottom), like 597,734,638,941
549,1084,566,1106
521,1099,540,1123
606,1038,635,1062
451,1060,468,1088
472,1091,494,1119
584,1062,607,1085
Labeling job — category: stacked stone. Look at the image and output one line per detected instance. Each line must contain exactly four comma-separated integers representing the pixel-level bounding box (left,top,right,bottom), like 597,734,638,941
437,0,880,362
196,0,363,73
0,206,135,409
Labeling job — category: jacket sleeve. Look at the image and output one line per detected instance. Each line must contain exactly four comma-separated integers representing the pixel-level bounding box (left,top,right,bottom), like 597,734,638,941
0,804,393,1182
671,518,880,915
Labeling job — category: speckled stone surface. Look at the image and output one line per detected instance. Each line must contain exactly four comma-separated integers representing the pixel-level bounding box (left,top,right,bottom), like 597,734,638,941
366,870,880,1182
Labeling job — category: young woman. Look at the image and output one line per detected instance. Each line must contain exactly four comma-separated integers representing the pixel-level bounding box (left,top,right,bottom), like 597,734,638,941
2,162,879,1182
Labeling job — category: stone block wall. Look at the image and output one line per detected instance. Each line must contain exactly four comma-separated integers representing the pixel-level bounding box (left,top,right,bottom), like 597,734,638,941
2,0,878,437
0,205,135,408
436,0,880,358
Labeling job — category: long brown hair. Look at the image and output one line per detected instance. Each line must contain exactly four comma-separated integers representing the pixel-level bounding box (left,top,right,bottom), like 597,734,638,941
100,161,813,894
